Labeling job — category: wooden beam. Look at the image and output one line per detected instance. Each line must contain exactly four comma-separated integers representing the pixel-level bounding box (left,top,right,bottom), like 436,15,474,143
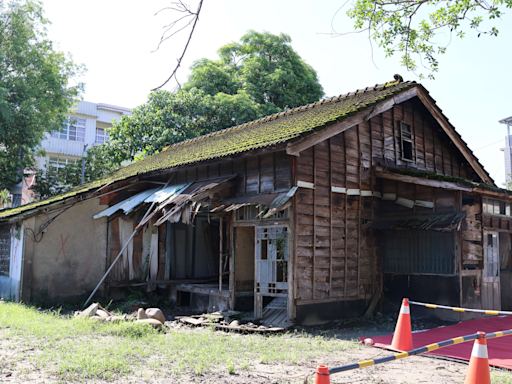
364,290,382,317
165,221,171,280
312,145,316,299
286,88,418,156
473,188,512,199
329,138,333,298
415,87,494,186
219,217,223,292
374,168,473,192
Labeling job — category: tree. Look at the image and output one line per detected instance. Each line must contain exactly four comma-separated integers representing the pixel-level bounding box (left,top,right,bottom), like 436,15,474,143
342,0,512,78
185,30,324,113
103,31,323,164
102,88,263,165
0,0,84,191
35,31,324,195
30,146,118,198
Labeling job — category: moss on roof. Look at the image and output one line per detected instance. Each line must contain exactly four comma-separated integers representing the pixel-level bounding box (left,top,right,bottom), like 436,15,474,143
0,81,417,220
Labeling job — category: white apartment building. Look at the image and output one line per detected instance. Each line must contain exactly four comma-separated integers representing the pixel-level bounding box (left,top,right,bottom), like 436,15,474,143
37,101,132,171
16,101,131,206
500,116,512,187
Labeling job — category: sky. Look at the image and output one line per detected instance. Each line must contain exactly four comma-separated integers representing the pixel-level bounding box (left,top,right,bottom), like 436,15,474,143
42,0,512,186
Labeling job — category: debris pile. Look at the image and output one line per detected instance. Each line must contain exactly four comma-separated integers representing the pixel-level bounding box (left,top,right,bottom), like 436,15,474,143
75,303,165,330
175,311,287,333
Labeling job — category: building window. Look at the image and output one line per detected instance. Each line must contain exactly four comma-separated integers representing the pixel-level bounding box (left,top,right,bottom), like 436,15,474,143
483,198,511,216
0,229,11,277
52,117,85,142
400,121,414,161
49,156,78,173
95,128,109,144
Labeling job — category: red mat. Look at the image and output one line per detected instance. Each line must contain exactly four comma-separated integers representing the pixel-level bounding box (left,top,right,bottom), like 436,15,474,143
360,316,512,369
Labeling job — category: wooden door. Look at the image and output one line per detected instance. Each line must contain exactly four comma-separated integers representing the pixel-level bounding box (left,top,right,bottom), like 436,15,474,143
483,232,501,310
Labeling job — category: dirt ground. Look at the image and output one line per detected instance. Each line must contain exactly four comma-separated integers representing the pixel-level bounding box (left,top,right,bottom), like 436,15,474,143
0,335,471,384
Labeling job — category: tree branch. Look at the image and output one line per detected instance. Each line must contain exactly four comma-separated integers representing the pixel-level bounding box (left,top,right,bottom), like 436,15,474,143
151,0,204,91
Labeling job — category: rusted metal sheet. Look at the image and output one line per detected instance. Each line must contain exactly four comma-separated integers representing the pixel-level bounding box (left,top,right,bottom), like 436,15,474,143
383,230,455,275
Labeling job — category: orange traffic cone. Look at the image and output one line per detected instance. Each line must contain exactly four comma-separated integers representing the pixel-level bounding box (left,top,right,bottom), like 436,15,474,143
314,365,330,384
464,332,491,384
391,298,413,351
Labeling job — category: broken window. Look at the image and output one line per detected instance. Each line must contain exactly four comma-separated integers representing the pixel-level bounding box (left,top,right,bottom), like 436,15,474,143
483,198,512,216
400,121,414,161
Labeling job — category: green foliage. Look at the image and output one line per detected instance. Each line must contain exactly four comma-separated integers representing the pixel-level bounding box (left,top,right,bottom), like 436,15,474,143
103,30,323,164
0,188,11,205
32,30,323,192
345,0,512,78
30,146,118,198
185,30,324,112
102,88,263,164
0,0,84,190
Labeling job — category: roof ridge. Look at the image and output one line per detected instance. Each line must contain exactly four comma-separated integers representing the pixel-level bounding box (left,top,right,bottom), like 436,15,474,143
162,81,416,153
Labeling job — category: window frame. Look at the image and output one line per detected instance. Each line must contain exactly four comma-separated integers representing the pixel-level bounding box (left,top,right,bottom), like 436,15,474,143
51,117,86,142
399,120,415,162
95,127,109,144
48,156,79,174
483,197,512,217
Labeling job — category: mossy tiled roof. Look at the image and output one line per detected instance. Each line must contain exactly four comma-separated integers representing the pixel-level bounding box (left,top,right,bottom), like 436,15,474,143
0,81,417,220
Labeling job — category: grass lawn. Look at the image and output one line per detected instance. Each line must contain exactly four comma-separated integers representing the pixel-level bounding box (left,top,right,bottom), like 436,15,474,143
0,302,359,383
1,301,512,383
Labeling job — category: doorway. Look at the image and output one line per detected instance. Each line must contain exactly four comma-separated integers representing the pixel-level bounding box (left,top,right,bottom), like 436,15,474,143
483,232,500,310
254,226,289,321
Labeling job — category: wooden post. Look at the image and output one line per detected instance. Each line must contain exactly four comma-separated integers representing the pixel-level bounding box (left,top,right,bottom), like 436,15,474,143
329,138,333,297
392,108,398,165
105,219,112,299
165,222,171,280
219,217,223,292
344,132,348,298
257,155,261,194
229,213,235,309
357,124,362,297
291,155,298,320
273,152,276,192
312,145,317,299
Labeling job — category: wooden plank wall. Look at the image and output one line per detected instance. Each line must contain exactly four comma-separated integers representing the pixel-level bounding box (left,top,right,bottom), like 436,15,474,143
169,152,291,196
295,124,376,302
462,201,483,266
374,99,477,180
294,99,480,303
380,180,457,215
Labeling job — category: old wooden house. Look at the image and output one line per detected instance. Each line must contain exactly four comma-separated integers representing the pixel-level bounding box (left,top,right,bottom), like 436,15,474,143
1,79,511,324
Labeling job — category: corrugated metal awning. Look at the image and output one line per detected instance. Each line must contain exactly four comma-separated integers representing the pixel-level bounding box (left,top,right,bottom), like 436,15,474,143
212,186,298,217
364,211,466,232
93,188,162,219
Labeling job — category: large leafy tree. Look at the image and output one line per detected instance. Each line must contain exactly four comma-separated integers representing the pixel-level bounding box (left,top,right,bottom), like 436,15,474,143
0,0,84,191
34,31,323,197
343,0,512,78
185,30,324,113
101,31,323,165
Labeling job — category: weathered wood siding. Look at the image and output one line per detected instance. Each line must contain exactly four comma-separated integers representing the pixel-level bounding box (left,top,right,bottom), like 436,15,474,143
168,151,291,196
462,199,483,266
373,99,477,179
294,98,477,302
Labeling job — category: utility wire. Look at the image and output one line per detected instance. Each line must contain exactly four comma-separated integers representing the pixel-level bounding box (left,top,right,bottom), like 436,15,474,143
473,139,504,152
